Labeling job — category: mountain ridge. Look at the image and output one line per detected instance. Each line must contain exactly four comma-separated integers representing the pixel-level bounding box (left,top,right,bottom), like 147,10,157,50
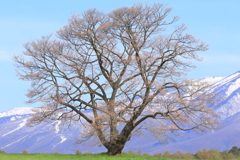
0,107,34,118
1,71,240,154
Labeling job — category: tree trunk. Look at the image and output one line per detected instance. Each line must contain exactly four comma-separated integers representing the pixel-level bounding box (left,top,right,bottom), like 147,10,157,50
106,142,125,155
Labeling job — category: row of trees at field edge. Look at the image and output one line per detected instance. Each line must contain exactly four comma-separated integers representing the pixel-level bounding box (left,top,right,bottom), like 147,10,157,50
14,3,220,155
130,146,240,159
1,146,240,160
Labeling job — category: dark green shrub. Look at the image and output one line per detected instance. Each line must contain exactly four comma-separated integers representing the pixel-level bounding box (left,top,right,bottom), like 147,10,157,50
229,146,240,157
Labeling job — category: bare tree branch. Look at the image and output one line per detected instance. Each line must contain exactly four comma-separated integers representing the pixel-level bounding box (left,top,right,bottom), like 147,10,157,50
14,3,219,156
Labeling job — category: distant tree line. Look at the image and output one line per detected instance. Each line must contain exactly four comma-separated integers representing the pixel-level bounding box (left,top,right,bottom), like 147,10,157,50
114,146,240,159
1,146,240,159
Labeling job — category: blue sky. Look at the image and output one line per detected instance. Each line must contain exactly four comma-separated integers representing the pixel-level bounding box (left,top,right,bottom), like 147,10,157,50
1,0,240,112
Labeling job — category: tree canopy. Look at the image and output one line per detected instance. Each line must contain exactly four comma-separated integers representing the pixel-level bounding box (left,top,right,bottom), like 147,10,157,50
14,3,219,155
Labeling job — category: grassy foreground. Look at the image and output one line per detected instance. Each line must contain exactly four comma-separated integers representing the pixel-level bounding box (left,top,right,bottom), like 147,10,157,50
0,153,190,160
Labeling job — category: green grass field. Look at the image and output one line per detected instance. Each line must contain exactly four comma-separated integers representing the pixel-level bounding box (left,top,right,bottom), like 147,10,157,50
0,153,190,160
2,153,240,160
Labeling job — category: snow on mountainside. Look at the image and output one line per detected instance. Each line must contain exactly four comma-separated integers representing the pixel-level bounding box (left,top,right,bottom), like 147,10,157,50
0,107,34,118
1,71,240,154
0,115,105,154
200,76,224,83
149,111,240,154
210,71,240,119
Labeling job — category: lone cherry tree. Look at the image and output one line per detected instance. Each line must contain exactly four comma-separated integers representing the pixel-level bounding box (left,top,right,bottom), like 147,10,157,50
14,3,219,155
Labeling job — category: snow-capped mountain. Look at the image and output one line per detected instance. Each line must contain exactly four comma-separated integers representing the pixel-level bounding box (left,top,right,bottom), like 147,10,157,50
211,71,240,119
0,111,105,154
1,71,240,154
0,107,34,118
